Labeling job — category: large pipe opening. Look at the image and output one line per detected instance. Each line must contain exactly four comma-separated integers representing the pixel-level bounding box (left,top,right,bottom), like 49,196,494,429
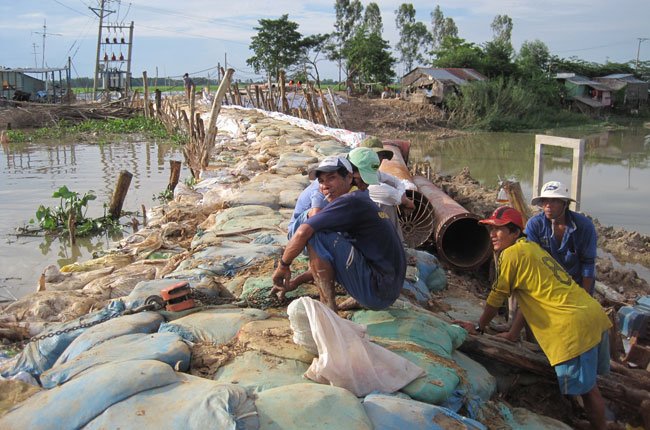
412,175,492,271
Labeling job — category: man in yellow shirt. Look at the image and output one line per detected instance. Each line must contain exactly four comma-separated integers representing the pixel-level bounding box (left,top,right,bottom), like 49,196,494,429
455,206,611,430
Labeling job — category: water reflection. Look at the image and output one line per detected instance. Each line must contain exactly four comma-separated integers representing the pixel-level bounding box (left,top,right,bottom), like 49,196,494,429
0,137,187,298
409,126,650,235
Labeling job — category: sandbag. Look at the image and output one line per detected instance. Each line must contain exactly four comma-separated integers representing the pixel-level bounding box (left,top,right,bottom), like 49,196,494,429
351,302,466,358
0,360,179,430
124,279,188,309
2,300,125,379
443,350,496,417
396,349,461,405
362,393,486,430
159,306,268,344
213,349,311,392
255,383,373,430
172,242,280,278
60,253,133,273
54,312,165,366
40,332,190,389
85,373,259,430
497,403,573,430
289,297,425,397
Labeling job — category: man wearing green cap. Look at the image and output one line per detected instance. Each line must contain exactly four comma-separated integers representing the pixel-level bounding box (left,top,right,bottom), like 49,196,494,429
272,148,406,312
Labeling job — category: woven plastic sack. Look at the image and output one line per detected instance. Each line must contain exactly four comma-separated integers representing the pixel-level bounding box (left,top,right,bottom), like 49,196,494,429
363,393,486,430
159,306,268,344
54,312,164,366
85,373,259,430
1,300,125,379
0,360,179,430
213,350,311,392
255,383,372,430
39,332,190,389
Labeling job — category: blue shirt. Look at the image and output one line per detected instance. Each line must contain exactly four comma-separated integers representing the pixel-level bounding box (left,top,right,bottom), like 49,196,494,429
524,210,597,287
287,181,326,236
305,190,406,301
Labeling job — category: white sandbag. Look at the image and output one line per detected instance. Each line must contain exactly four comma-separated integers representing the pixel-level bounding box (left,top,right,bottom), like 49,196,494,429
291,297,425,397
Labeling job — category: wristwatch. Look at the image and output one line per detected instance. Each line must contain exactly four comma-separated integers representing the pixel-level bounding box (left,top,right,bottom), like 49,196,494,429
474,324,484,334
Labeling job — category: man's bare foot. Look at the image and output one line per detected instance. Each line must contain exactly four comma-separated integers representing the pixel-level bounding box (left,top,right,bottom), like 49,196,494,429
338,297,362,311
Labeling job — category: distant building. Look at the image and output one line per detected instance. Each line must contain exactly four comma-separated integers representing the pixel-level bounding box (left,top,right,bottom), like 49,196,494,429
0,66,70,103
401,67,487,104
593,74,648,110
555,73,612,116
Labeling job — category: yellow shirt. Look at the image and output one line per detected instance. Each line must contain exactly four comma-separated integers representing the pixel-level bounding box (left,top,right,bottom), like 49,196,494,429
486,238,612,366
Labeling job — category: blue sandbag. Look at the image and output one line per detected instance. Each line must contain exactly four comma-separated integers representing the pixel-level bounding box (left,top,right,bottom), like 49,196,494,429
85,373,259,430
362,393,486,430
55,312,164,366
40,332,190,389
1,300,125,379
0,360,179,430
255,383,373,430
442,351,496,418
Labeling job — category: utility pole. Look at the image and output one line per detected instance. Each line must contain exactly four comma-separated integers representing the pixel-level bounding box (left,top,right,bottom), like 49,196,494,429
33,19,61,68
32,43,39,68
636,37,649,71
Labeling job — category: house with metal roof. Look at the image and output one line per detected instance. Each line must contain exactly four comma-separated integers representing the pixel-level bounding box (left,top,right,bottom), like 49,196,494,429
1,66,70,103
593,73,648,109
555,73,612,116
401,67,487,104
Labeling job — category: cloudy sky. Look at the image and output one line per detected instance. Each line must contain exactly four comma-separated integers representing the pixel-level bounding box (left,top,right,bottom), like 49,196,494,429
1,0,648,82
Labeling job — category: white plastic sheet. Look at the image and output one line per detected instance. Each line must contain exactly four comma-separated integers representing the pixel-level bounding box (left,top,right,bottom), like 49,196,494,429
288,297,425,397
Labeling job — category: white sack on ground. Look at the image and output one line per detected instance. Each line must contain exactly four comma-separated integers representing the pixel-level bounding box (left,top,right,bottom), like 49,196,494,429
288,297,425,397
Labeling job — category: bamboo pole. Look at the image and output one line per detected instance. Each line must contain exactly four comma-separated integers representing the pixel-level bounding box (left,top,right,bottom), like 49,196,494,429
189,86,196,139
317,87,332,127
246,87,256,108
304,89,316,123
255,85,261,109
327,88,342,128
142,71,150,118
109,170,133,219
203,68,234,154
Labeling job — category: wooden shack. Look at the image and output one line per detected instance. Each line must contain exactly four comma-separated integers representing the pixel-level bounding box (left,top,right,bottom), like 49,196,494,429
555,73,612,116
401,67,487,104
594,73,648,110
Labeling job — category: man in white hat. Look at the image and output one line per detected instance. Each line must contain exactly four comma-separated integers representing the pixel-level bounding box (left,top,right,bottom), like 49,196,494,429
526,180,597,295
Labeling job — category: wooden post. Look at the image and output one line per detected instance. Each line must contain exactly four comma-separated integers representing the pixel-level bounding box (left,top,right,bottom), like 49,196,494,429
155,89,161,117
204,68,235,155
167,160,182,192
279,70,289,113
317,87,332,127
142,71,150,118
233,82,242,106
304,90,316,123
109,170,133,219
68,211,76,245
255,85,261,109
245,86,256,108
189,86,196,139
503,180,532,223
327,88,342,128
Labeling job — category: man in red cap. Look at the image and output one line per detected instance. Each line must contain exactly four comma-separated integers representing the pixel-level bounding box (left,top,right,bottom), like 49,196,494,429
455,206,612,430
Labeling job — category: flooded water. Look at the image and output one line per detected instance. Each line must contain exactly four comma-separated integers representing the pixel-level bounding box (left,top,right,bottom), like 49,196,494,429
409,125,650,236
0,137,188,300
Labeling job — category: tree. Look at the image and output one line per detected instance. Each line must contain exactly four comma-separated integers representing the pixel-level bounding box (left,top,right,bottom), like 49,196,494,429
247,15,305,83
482,40,515,77
517,39,551,76
491,14,513,45
344,26,395,85
433,36,483,70
363,2,383,36
326,0,364,85
430,5,458,53
298,33,330,87
395,3,432,72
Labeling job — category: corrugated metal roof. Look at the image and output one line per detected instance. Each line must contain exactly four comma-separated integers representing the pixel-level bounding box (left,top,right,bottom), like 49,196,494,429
565,76,610,90
405,67,486,85
598,74,647,84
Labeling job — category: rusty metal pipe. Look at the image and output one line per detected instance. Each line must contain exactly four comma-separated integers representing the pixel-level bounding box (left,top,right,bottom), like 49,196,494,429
376,143,435,249
413,175,492,270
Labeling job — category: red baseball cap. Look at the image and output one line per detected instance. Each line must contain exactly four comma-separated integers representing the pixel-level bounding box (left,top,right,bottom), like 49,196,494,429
479,206,524,230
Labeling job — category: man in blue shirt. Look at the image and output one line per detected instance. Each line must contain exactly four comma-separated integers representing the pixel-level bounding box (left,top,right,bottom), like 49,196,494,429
525,181,597,295
271,149,406,312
